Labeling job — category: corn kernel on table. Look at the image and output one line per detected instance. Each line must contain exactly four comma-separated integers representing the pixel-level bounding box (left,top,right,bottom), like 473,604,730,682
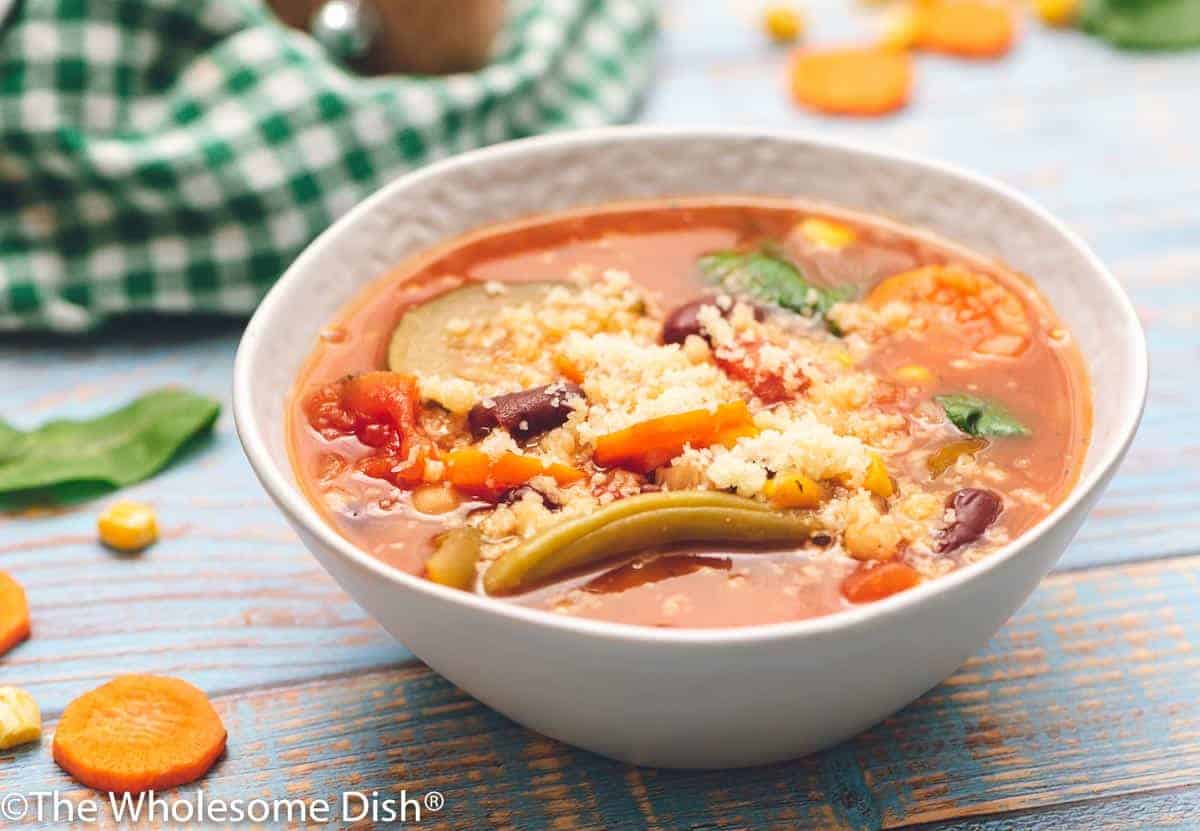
3,3,1200,828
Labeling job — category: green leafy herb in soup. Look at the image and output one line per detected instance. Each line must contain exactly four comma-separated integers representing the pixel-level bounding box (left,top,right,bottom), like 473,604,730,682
288,198,1092,628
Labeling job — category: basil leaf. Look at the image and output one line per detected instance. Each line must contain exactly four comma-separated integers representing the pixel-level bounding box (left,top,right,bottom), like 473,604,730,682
0,388,220,501
935,394,1031,438
1081,0,1200,50
697,248,854,332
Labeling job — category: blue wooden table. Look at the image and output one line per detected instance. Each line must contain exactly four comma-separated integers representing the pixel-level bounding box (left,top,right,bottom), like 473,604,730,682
2,2,1199,828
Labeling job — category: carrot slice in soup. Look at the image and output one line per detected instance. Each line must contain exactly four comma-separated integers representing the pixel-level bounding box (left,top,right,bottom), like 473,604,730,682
553,354,585,384
593,401,755,474
842,562,921,603
866,265,1031,356
53,675,227,793
0,571,30,657
914,0,1016,58
446,448,583,499
790,47,913,117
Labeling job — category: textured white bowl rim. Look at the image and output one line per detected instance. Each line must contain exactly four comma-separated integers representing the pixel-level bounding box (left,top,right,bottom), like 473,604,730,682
234,125,1148,647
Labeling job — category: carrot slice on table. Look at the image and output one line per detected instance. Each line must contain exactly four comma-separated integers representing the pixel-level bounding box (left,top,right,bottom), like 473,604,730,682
53,675,226,793
790,47,913,117
914,0,1016,58
842,562,921,603
0,571,30,657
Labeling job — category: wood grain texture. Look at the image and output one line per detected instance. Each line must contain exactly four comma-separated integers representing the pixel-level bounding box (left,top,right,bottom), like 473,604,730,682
1,0,1198,826
4,555,1200,829
0,322,408,716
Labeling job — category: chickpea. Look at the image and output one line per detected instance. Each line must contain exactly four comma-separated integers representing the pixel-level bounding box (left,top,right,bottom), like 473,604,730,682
411,484,462,515
844,520,902,561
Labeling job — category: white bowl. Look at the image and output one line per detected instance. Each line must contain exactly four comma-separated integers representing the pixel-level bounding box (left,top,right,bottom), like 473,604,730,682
234,127,1147,769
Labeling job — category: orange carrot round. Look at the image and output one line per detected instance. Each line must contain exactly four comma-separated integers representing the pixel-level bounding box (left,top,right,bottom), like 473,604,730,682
790,47,913,117
842,562,921,603
0,571,31,657
53,675,227,793
914,0,1016,58
445,448,583,500
593,401,755,474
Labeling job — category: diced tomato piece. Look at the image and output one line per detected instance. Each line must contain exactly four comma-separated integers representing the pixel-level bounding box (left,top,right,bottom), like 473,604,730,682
304,371,428,489
714,343,808,405
841,562,920,603
340,372,420,446
305,383,358,436
305,371,418,448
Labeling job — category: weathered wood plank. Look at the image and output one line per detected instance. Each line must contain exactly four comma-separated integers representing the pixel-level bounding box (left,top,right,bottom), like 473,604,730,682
913,785,1200,831
3,554,1199,829
0,323,408,713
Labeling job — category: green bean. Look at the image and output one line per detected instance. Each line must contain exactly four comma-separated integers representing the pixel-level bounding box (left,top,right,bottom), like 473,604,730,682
425,526,483,591
482,492,813,595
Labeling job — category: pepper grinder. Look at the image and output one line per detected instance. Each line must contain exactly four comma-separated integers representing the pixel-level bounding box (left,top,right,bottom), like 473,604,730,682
269,0,504,75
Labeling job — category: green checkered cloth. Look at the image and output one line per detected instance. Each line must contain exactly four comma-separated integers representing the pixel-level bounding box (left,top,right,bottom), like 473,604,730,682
0,0,656,332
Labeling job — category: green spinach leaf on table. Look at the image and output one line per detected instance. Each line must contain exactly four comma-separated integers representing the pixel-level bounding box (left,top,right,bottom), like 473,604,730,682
0,388,220,503
1082,0,1200,50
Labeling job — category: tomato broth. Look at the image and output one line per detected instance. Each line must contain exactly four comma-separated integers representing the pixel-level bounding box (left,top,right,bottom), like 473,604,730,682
289,198,1091,628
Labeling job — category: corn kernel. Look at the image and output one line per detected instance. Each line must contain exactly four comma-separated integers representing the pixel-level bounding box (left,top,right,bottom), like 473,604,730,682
763,6,804,44
895,364,934,385
0,686,41,750
800,217,856,250
865,453,895,499
1033,0,1078,26
97,500,158,552
880,5,921,50
832,349,855,368
766,472,825,508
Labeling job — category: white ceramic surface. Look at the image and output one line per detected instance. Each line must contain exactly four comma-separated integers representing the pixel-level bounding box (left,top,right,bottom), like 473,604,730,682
233,127,1147,769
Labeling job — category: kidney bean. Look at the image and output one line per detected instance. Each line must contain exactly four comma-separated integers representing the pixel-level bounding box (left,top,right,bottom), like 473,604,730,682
661,297,764,345
937,488,1003,553
467,382,584,442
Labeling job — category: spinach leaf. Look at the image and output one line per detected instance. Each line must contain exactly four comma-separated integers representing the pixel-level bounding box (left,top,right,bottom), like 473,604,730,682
1081,0,1200,50
697,248,854,332
936,394,1031,438
0,388,220,501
